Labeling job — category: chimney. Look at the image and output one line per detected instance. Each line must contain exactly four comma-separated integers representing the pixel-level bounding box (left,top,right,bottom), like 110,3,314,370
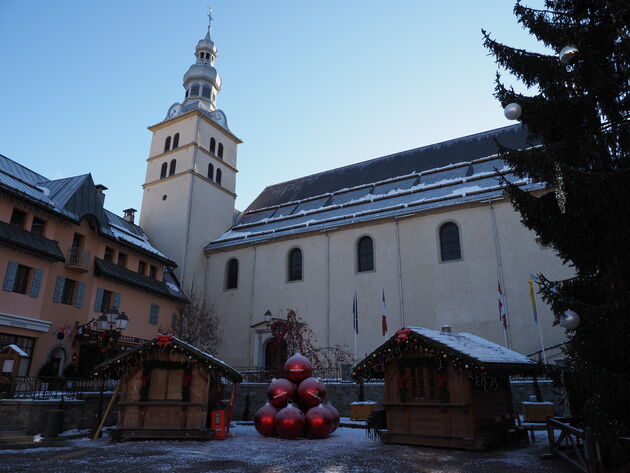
441,325,452,333
95,184,108,206
123,208,137,224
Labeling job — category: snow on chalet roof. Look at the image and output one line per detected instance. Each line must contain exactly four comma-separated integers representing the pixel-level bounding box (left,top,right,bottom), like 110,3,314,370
206,125,543,251
1,344,29,357
408,327,536,366
95,336,242,383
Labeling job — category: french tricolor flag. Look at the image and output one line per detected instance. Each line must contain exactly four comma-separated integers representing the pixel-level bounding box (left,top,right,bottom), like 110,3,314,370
381,289,388,337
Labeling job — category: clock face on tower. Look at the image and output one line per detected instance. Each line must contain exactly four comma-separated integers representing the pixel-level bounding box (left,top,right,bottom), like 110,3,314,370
212,110,226,126
168,103,182,118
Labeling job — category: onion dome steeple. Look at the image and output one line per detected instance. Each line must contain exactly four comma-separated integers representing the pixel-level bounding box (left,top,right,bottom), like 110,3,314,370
182,9,221,110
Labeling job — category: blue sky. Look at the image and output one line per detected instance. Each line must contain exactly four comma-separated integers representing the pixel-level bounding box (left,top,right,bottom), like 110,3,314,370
0,1,546,217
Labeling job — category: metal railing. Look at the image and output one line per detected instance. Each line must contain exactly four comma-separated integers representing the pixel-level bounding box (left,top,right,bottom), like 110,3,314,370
234,365,382,384
66,247,91,270
1,376,117,400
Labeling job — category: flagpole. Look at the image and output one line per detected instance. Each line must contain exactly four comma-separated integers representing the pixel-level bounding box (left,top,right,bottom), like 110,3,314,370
488,200,512,348
529,275,547,364
537,317,547,364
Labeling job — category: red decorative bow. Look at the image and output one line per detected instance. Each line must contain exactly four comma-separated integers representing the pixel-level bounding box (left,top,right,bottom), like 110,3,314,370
140,375,149,387
395,328,411,342
156,334,173,347
182,375,192,387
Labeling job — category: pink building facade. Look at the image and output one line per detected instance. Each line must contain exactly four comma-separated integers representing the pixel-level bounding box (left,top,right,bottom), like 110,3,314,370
0,154,185,377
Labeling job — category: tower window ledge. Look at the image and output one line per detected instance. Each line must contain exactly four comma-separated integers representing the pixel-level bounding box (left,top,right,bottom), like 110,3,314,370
147,142,194,162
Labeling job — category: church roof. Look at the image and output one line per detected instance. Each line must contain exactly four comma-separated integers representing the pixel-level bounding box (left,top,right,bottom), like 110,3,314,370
0,153,175,266
246,125,527,211
206,125,542,251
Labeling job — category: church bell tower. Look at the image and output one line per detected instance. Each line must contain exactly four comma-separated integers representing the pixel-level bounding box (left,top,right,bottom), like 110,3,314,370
140,14,242,290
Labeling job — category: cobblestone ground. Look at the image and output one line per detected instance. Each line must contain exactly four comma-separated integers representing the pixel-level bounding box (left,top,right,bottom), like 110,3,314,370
0,426,572,473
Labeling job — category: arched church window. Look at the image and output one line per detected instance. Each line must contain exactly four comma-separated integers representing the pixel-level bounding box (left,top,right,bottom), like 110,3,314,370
287,248,303,281
225,258,238,289
164,136,171,153
218,143,224,159
439,222,461,261
169,159,176,176
202,85,211,99
191,84,200,96
210,137,216,154
216,168,222,185
207,163,214,181
357,236,374,272
160,162,168,179
172,133,179,149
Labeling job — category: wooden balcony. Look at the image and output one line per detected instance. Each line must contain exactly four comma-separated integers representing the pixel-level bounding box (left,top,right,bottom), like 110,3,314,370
66,247,90,272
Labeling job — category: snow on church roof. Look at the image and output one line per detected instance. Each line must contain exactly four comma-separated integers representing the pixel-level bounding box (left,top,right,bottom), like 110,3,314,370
206,125,544,251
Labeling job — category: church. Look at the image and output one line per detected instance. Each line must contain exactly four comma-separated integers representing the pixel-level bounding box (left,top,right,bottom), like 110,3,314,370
139,24,572,370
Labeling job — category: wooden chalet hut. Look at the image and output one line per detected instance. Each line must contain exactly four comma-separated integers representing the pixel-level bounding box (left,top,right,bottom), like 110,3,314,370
94,334,242,441
353,326,541,450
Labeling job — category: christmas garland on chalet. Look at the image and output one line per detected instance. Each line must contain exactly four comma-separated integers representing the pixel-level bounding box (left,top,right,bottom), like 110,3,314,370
94,334,243,404
353,327,542,392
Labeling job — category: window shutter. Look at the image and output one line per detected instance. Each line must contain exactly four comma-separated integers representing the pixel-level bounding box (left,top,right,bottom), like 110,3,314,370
94,287,104,312
2,261,18,291
112,292,121,310
149,304,160,325
75,282,86,308
29,269,44,298
53,276,65,303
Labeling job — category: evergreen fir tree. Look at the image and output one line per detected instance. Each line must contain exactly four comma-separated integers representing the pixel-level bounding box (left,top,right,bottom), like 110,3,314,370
483,0,629,460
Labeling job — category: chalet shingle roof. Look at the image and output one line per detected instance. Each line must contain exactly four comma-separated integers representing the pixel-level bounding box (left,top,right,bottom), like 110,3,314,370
353,326,541,381
95,335,243,383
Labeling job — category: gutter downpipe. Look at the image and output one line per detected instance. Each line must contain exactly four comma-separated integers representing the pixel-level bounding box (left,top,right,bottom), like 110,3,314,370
394,216,407,327
485,197,512,349
325,231,331,348
248,244,257,367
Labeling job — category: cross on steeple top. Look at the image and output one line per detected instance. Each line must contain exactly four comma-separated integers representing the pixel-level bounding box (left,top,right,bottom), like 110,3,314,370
207,7,213,32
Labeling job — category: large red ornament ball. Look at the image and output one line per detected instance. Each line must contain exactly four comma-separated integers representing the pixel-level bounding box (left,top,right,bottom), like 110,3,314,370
254,403,278,437
297,377,327,409
283,353,312,384
275,403,305,438
267,378,296,408
323,402,340,433
305,405,334,438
